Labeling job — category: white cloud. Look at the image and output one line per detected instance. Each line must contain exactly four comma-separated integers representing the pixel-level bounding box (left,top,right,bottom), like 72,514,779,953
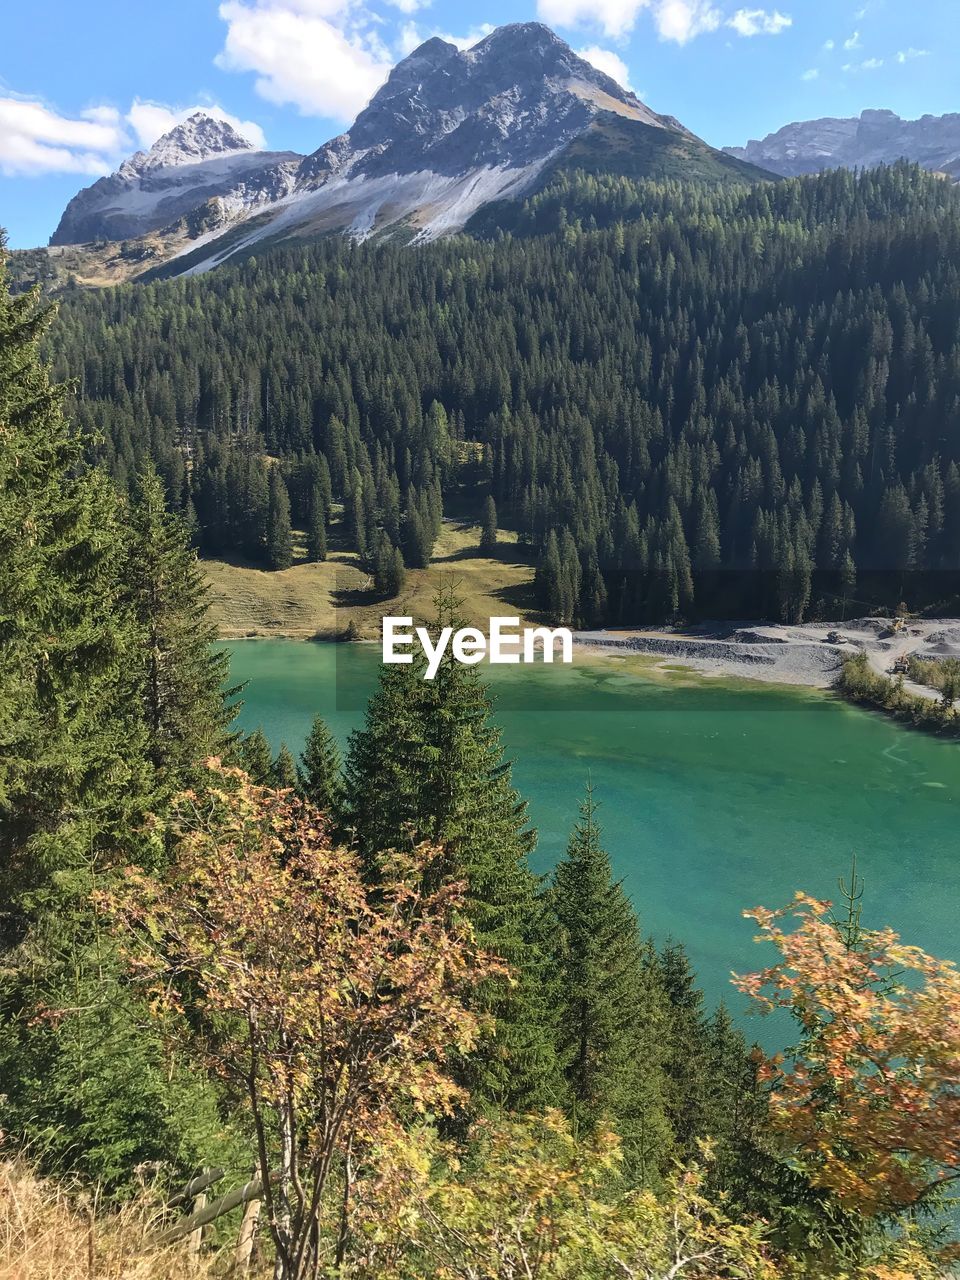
537,0,650,38
727,8,792,37
801,67,819,80
843,30,861,49
125,100,267,150
0,93,266,178
398,19,423,54
0,96,127,176
896,47,930,63
396,20,493,54
577,45,633,89
842,56,883,71
536,0,720,43
654,1,721,42
824,38,835,50
216,0,393,120
385,0,425,11
435,23,494,51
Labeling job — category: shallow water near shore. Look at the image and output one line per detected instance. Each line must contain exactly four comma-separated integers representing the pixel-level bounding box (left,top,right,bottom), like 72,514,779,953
223,638,960,1029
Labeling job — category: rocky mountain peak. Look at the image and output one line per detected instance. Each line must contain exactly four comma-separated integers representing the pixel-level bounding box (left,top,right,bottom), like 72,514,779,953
51,111,298,246
122,112,256,177
469,21,569,57
310,20,656,181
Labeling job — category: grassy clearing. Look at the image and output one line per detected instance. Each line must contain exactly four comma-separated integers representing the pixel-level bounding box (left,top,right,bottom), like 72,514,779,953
202,520,538,640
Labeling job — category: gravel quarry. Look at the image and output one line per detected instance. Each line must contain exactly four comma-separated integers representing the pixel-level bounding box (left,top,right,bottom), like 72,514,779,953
576,618,960,691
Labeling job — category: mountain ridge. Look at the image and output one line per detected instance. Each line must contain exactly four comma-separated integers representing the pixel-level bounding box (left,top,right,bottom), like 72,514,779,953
44,23,768,278
725,108,960,181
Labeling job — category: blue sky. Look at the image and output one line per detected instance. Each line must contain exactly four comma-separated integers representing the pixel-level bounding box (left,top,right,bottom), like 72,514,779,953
2,0,956,247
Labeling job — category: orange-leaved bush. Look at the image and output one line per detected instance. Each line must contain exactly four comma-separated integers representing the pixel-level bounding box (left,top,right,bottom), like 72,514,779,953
100,761,501,1280
734,892,960,1217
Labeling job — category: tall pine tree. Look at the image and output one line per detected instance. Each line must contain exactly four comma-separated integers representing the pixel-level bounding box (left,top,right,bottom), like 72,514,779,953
344,589,560,1111
298,715,345,818
124,464,236,799
549,785,672,1182
266,468,293,570
0,243,242,1188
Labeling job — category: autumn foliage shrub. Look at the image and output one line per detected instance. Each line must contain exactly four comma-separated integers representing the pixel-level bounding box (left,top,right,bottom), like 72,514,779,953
102,762,499,1280
736,893,960,1219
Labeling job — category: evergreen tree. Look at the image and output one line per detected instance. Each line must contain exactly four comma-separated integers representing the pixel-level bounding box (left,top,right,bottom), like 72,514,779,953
480,494,498,552
124,465,236,797
271,743,298,790
239,728,274,784
402,506,433,569
306,482,327,561
298,715,345,817
373,534,405,597
266,468,293,569
657,941,712,1157
0,250,149,918
0,244,240,1188
549,786,672,1180
344,590,560,1111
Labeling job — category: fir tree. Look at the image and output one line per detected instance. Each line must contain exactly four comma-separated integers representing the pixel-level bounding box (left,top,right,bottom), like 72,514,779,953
344,589,560,1111
266,468,293,569
373,534,405,597
0,243,240,1188
657,941,712,1157
480,494,498,552
124,464,236,797
239,728,274,784
298,715,345,818
0,249,149,909
271,743,298,790
306,483,327,562
549,786,672,1179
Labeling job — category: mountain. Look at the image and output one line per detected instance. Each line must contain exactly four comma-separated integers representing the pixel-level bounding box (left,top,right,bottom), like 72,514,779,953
725,109,960,181
44,23,768,278
51,112,302,245
247,23,763,251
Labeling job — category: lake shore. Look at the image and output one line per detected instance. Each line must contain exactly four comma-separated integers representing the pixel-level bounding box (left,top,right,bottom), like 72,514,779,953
575,618,960,691
201,540,960,695
219,613,960,694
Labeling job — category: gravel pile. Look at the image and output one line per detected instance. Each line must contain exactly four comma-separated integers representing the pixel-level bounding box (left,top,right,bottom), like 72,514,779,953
576,632,845,686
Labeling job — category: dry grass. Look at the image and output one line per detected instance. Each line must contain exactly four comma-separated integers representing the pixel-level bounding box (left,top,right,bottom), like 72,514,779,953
202,519,539,640
0,1159,235,1280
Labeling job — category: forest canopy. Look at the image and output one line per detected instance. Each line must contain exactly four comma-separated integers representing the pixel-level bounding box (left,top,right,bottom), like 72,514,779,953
43,161,960,624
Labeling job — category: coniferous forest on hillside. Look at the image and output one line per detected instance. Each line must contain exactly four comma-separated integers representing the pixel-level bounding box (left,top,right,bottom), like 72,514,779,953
36,162,960,624
5,211,960,1276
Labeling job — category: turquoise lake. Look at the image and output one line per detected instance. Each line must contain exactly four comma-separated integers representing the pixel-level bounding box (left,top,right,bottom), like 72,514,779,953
223,639,960,1027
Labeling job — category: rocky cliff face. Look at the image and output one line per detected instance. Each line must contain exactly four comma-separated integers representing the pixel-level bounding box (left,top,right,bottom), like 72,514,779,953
51,113,302,245
725,110,960,180
299,23,674,186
